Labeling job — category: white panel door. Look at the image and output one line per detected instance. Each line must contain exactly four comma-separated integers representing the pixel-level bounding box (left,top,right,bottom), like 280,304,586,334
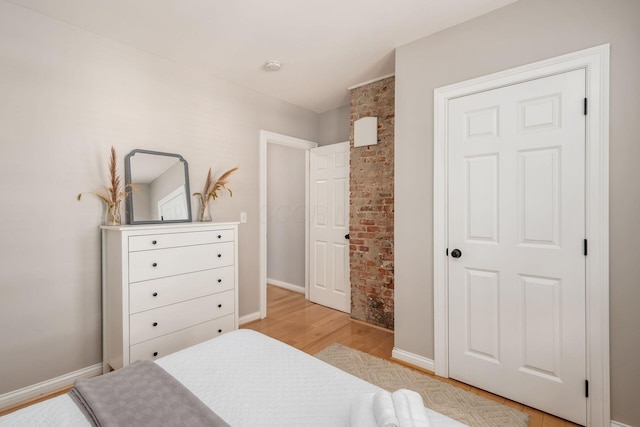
448,69,586,424
157,185,188,220
309,142,350,313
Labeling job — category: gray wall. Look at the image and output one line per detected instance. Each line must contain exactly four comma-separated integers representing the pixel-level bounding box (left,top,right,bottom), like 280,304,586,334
0,1,318,395
267,143,306,289
394,0,640,424
318,105,350,146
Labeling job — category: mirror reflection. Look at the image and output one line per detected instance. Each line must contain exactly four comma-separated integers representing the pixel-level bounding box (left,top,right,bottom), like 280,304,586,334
125,150,192,224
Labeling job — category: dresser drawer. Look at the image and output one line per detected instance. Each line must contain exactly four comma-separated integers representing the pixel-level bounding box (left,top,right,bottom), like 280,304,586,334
129,290,234,345
129,314,235,363
130,266,235,314
129,229,235,252
129,242,234,283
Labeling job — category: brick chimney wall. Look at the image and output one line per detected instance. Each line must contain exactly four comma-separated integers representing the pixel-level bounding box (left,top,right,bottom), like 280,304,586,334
349,76,395,329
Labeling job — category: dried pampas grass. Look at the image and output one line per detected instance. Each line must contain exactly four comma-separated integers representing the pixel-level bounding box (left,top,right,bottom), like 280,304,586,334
194,167,238,201
193,166,238,221
77,146,130,225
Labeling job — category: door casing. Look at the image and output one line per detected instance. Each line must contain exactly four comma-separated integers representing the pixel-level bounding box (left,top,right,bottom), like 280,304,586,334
259,130,318,319
433,44,610,426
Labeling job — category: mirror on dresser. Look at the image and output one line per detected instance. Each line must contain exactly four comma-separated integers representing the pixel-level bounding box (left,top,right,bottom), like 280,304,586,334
125,149,192,224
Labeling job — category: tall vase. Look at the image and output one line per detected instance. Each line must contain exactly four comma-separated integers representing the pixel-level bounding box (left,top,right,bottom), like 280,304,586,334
106,201,121,226
199,198,212,222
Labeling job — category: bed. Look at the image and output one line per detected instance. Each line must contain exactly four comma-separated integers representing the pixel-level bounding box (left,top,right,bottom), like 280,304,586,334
0,330,465,426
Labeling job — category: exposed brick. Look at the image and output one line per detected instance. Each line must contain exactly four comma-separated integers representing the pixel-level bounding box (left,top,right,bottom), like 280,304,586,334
349,76,395,330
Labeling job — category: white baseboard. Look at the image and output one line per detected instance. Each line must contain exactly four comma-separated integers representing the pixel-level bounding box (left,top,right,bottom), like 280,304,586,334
611,421,633,427
0,363,102,410
239,311,261,325
392,347,435,373
267,278,305,294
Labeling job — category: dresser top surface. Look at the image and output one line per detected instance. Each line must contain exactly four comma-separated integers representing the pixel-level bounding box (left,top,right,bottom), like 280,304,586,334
100,222,239,232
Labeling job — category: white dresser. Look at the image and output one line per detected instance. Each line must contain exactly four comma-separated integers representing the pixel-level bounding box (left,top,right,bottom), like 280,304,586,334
101,222,239,373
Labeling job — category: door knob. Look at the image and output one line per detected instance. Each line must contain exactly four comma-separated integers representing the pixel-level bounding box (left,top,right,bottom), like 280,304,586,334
451,249,462,258
345,234,350,240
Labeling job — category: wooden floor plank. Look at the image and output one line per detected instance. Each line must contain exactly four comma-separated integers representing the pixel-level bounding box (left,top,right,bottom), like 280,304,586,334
524,407,545,427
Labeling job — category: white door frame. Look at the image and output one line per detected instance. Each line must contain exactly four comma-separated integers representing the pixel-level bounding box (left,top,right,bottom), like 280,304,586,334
259,130,318,319
433,45,610,426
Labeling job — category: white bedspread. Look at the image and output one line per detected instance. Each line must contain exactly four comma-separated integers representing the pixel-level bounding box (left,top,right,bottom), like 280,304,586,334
0,330,465,426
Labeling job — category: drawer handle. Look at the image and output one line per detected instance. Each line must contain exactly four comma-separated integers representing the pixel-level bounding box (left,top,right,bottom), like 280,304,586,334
152,292,158,297
152,262,158,267
217,254,222,258
153,351,158,357
152,322,158,327
217,304,222,308
217,279,222,283
217,234,222,239
152,240,157,245
218,329,222,333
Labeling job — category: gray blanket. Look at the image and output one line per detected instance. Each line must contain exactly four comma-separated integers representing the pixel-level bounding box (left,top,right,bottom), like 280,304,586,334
69,360,230,427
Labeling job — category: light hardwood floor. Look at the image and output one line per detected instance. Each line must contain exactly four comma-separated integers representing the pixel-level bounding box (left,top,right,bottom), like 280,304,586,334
0,284,581,426
242,285,582,427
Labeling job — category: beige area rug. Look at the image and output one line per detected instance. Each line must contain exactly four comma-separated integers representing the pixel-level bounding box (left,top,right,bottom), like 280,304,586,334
315,344,529,427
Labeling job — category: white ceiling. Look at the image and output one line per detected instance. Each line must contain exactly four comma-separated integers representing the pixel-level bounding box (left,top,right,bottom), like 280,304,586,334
7,0,517,113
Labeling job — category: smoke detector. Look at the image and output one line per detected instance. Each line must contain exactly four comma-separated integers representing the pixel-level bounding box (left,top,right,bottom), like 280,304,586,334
264,60,282,71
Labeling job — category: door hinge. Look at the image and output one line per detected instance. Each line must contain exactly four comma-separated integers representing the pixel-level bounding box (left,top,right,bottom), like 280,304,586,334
584,98,588,115
584,239,588,256
585,379,589,398
446,248,449,256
